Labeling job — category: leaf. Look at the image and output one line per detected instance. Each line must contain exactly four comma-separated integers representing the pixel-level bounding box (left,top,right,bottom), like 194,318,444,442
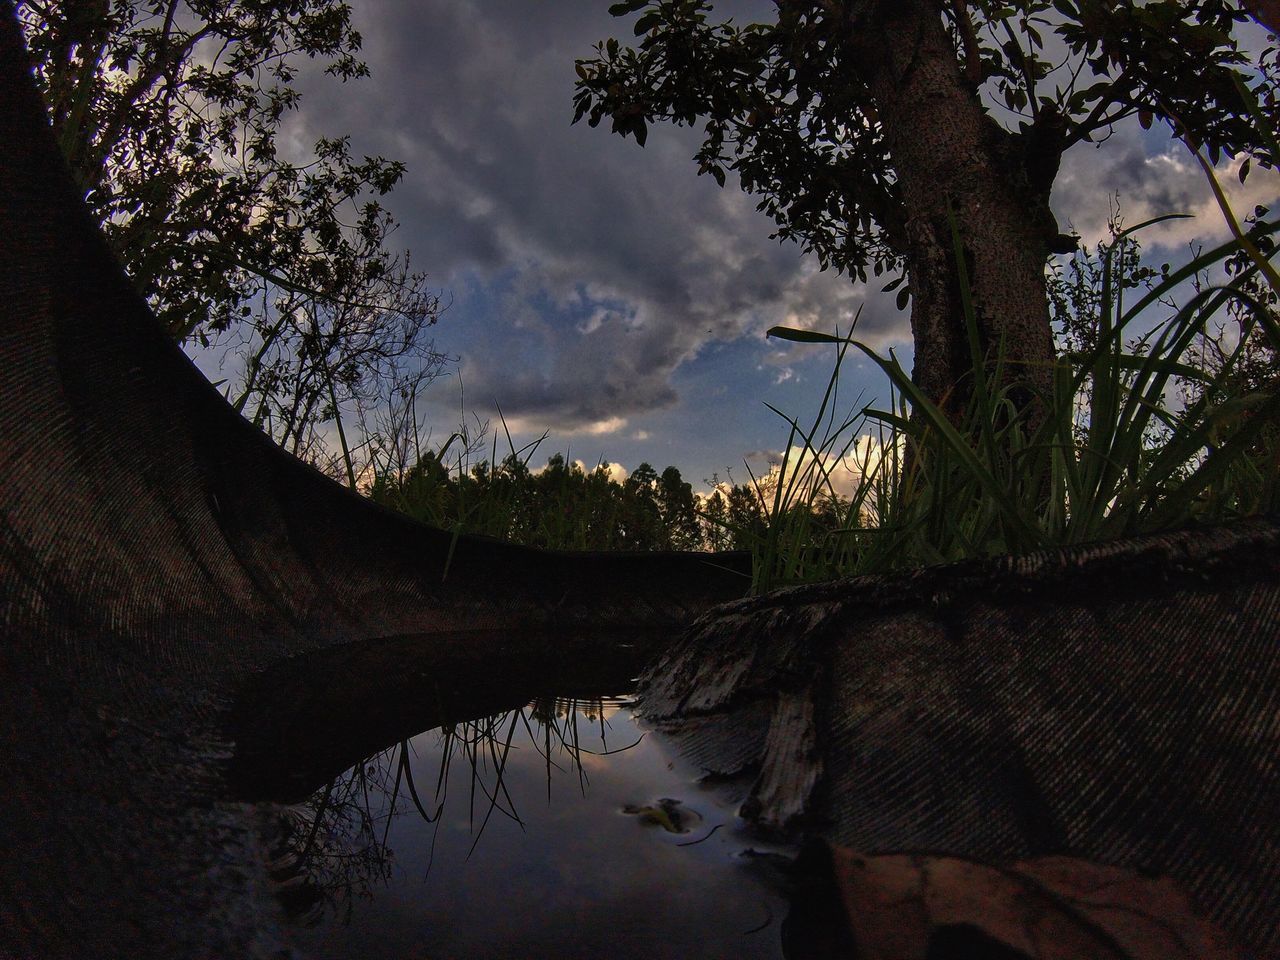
826,848,1242,960
608,0,648,15
766,325,847,344
634,12,661,35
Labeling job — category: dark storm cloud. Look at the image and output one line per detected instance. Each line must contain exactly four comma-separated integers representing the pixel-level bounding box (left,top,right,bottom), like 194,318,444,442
291,0,899,432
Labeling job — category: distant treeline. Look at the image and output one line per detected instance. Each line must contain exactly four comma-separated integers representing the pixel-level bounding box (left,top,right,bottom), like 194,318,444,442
370,451,850,553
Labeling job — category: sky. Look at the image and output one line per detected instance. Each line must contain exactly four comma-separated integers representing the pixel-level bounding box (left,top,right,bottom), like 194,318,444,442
211,0,1280,490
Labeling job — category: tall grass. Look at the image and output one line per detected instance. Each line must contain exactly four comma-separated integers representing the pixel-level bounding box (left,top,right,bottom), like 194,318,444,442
762,209,1280,586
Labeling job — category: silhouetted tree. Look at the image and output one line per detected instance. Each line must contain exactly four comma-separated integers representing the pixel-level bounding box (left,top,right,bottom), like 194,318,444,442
621,462,665,548
726,483,767,551
576,0,1276,418
658,466,702,549
701,488,731,552
18,0,446,476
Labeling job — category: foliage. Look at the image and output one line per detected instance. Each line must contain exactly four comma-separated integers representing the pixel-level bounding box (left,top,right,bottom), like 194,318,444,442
1047,206,1163,361
574,1,1277,417
574,0,1270,285
18,0,447,479
370,438,718,553
726,330,876,592
227,265,447,488
1181,205,1280,468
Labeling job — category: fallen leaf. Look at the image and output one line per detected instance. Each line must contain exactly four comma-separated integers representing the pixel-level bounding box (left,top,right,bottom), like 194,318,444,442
826,848,1241,960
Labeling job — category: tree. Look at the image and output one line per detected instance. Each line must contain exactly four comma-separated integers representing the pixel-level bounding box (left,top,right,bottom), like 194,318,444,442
701,487,731,551
657,465,702,548
621,461,665,547
17,1,446,476
574,1,1275,417
725,481,766,551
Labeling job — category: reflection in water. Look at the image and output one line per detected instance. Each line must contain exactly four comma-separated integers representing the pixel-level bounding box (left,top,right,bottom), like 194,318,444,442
270,747,397,924
267,695,796,959
275,697,633,924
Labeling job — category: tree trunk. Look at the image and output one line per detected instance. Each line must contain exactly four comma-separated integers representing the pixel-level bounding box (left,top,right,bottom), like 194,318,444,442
847,0,1060,419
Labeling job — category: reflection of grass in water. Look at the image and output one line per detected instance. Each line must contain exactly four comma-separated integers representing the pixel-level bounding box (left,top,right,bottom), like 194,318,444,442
277,696,641,923
271,746,401,925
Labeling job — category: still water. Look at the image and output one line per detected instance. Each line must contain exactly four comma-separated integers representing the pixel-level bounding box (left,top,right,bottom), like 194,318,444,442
259,688,796,959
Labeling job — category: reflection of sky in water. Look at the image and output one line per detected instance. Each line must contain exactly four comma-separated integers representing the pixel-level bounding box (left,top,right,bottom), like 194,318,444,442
283,697,792,959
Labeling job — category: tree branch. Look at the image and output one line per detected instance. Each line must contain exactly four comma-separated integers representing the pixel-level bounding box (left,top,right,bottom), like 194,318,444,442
1060,68,1131,151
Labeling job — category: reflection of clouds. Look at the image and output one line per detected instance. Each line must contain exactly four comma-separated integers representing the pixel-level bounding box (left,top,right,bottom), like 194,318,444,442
281,690,790,957
285,696,624,920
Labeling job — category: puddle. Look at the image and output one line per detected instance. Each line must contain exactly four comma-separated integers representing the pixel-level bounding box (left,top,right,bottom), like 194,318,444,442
232,634,797,958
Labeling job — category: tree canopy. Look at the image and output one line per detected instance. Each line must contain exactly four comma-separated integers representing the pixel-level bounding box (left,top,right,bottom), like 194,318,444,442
373,453,754,552
574,0,1277,411
18,0,446,478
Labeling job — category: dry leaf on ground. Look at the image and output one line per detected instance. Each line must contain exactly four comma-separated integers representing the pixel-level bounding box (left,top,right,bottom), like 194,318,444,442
827,848,1241,960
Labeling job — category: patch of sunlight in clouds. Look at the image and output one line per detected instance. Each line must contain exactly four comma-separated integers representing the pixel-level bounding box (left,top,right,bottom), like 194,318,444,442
497,413,628,438
771,433,904,502
1061,144,1280,253
581,460,629,484
579,416,628,436
697,432,904,505
530,458,628,482
778,432,901,499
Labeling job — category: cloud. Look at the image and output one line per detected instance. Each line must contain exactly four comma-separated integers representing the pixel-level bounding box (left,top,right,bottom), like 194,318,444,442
576,416,628,436
1052,125,1280,253
282,2,1278,450
288,0,907,435
767,435,902,502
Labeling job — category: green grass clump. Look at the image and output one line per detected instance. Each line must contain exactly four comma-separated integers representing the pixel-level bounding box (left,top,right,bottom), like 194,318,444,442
762,211,1280,589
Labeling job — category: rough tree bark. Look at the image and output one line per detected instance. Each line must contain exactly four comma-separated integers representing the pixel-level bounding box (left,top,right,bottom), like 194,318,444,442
846,0,1061,417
